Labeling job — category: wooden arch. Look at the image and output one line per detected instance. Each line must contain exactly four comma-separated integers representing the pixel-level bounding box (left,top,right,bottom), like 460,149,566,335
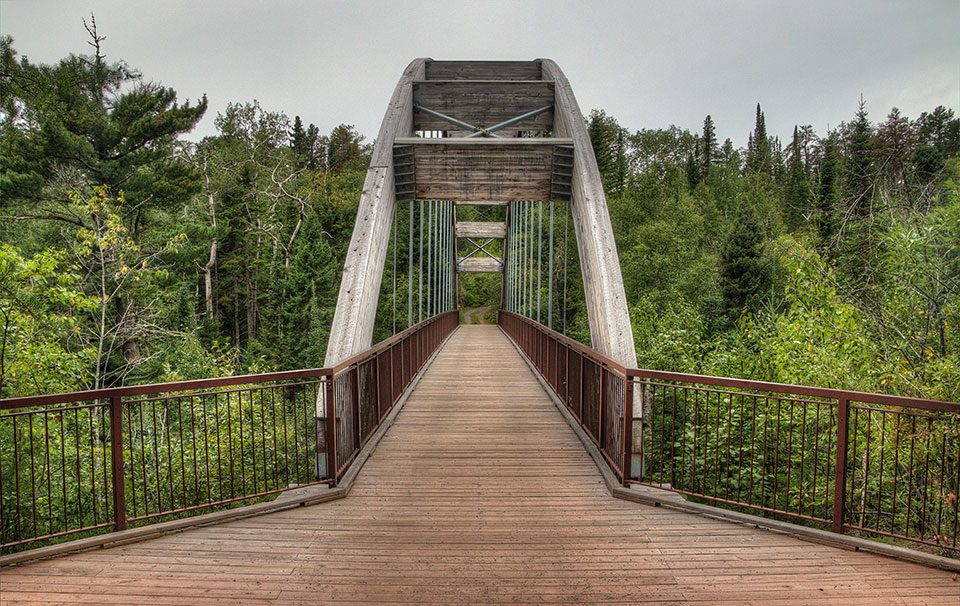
324,59,637,369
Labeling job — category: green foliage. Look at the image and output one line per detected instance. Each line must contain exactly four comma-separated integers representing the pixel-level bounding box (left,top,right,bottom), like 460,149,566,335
0,245,95,397
630,292,706,373
587,110,627,194
0,30,206,212
701,115,717,175
844,98,875,219
817,134,841,244
784,125,811,228
327,124,366,173
746,104,772,175
720,206,771,323
600,101,956,406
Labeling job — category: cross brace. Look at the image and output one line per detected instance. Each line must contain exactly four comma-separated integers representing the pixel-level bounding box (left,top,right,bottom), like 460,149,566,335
415,103,554,138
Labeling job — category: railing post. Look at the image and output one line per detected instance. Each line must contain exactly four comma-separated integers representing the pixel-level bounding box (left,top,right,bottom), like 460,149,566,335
578,354,585,422
109,395,127,531
325,375,338,486
832,397,849,534
351,366,361,448
599,367,607,451
622,377,634,486
375,351,384,420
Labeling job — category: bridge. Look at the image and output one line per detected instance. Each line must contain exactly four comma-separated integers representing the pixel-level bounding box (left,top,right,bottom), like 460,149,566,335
1,59,958,604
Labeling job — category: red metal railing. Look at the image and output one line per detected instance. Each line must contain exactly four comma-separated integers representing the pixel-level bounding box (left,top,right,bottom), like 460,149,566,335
499,310,960,557
0,311,458,553
323,311,458,483
499,311,633,483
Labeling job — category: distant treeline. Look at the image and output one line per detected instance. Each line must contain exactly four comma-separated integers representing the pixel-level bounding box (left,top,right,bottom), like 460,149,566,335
1,26,958,403
589,98,958,400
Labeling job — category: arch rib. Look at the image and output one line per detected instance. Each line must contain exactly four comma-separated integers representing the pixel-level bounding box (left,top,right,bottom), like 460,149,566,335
540,59,638,367
323,59,426,367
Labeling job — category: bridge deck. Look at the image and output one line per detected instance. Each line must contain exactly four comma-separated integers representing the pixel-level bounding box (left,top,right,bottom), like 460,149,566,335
1,325,956,604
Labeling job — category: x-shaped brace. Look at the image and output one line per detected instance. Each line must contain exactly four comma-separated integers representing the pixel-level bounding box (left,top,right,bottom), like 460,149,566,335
461,238,499,260
415,104,554,138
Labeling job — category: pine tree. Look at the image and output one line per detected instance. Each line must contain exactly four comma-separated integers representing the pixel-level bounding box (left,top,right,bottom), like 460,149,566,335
327,124,364,172
875,108,916,188
291,116,307,161
845,97,875,219
587,109,626,193
817,135,840,245
772,136,785,183
912,105,959,179
720,207,770,322
785,126,810,227
720,138,738,168
747,103,772,175
916,105,957,151
305,124,323,170
613,128,628,194
701,115,717,175
0,22,207,211
290,115,324,170
686,141,702,189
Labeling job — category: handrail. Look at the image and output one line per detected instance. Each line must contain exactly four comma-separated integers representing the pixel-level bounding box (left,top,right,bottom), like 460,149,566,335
0,368,329,411
0,313,456,411
627,368,959,414
499,309,960,558
0,311,458,553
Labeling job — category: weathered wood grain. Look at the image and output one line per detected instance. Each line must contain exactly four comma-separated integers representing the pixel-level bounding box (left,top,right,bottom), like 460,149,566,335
393,138,574,202
541,59,638,369
458,257,502,273
455,221,507,239
3,326,956,605
413,80,554,135
425,60,542,81
323,60,425,369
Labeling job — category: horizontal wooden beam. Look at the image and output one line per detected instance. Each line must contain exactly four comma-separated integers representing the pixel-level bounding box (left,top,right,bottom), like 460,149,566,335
425,60,542,81
458,257,503,273
454,200,510,206
414,81,554,136
456,221,507,239
394,137,571,146
394,138,574,202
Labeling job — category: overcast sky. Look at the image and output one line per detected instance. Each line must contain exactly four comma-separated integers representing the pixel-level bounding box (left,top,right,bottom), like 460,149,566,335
1,1,958,147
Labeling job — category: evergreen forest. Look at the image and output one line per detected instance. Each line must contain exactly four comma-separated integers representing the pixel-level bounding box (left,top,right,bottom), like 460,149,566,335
1,31,958,405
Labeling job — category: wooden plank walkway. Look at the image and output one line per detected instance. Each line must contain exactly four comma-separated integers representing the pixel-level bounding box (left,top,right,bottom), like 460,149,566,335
1,325,957,604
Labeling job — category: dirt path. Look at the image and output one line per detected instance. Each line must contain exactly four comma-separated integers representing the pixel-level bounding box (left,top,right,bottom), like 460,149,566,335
461,305,494,324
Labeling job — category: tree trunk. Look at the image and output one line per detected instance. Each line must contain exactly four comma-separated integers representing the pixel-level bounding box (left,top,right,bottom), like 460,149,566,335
115,295,142,367
204,240,217,319
202,157,218,319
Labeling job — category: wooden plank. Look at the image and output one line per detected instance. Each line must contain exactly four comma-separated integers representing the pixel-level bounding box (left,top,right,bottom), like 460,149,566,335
4,326,955,605
413,80,554,136
393,138,574,202
457,257,502,273
395,137,571,146
455,200,510,206
455,221,507,239
425,60,542,81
